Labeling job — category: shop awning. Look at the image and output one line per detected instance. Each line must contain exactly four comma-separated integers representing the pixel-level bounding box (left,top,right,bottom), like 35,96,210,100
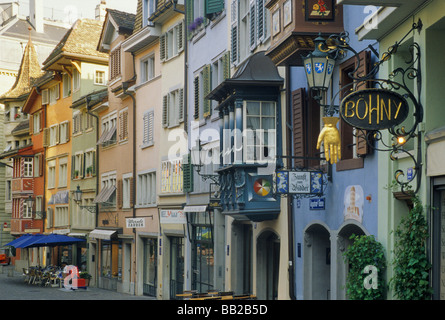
89,229,117,240
3,234,35,248
25,234,85,248
183,205,207,212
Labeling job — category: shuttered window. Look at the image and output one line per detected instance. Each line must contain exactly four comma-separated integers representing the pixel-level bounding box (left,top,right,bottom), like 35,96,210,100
231,0,268,65
182,153,194,193
160,21,184,62
337,50,371,171
142,110,154,147
162,88,184,128
206,0,224,18
119,108,129,141
110,47,121,79
292,88,320,168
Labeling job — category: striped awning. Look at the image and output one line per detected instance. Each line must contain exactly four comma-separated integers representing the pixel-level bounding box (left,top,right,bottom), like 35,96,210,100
93,185,116,204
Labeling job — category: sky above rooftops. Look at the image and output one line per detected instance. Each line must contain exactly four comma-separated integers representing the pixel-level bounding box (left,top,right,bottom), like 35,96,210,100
0,0,137,24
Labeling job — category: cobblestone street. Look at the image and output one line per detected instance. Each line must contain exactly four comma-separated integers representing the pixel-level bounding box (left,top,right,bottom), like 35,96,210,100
0,265,156,300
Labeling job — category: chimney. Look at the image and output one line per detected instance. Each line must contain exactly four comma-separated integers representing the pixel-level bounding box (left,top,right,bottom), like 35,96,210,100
95,1,107,21
29,0,44,33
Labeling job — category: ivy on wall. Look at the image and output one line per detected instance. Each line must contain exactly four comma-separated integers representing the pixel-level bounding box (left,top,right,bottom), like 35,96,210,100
344,234,386,300
390,196,432,299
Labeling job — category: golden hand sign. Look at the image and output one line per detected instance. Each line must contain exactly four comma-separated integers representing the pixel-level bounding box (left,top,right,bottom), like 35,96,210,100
317,117,341,164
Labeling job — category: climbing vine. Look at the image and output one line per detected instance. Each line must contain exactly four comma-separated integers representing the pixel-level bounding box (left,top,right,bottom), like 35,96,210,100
343,234,386,300
390,196,432,299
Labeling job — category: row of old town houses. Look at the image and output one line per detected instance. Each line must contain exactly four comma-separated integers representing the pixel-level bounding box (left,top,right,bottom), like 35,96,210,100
0,0,444,300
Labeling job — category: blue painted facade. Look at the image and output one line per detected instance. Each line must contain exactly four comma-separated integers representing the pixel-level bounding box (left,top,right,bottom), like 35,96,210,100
289,5,380,300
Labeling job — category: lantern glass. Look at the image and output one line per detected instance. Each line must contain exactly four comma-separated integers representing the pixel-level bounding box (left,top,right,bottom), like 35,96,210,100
304,54,335,91
74,185,82,203
26,195,34,208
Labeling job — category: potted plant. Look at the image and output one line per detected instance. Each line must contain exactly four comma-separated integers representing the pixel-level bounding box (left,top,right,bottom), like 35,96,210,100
79,271,92,286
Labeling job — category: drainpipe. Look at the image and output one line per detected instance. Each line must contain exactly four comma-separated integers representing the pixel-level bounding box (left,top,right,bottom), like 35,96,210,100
85,97,100,229
122,77,137,295
285,66,296,300
34,86,47,235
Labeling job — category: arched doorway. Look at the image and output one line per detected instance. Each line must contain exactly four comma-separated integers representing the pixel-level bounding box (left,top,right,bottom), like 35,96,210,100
256,230,280,300
303,223,331,300
337,221,367,299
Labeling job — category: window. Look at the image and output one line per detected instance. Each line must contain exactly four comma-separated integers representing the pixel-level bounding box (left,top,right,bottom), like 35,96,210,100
59,121,70,144
48,160,56,189
110,47,121,80
32,111,42,134
63,73,71,97
194,66,210,120
122,175,133,209
23,158,33,177
34,154,43,177
162,88,184,128
95,70,106,85
42,89,49,105
73,112,83,135
211,52,230,110
72,153,84,179
73,68,81,91
49,124,59,146
58,157,68,188
84,150,96,177
119,108,129,142
54,206,69,227
23,201,32,219
137,171,156,206
244,101,276,163
141,54,155,83
186,0,224,39
97,112,117,146
49,84,60,105
94,172,117,207
160,21,184,61
142,110,154,148
336,50,371,171
161,158,183,193
143,0,156,27
231,0,269,65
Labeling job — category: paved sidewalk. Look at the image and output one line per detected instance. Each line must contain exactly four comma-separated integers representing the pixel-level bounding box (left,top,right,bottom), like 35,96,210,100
0,265,156,300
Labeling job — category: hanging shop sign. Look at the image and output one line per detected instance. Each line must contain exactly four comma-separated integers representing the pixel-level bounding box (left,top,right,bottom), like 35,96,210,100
276,171,323,195
340,88,410,131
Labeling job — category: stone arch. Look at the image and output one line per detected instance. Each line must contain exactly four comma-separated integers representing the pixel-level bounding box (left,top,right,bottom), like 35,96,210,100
256,229,280,300
336,220,369,300
303,221,332,300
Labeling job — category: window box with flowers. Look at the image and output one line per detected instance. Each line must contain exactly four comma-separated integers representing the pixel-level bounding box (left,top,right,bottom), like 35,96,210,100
188,17,205,35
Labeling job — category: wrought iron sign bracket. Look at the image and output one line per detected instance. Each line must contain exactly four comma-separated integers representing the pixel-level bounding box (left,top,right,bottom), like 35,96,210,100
306,19,424,195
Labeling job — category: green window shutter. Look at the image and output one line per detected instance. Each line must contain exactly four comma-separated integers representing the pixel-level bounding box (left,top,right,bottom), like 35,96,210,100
182,154,194,193
249,0,256,51
186,0,194,40
92,151,96,176
71,155,75,179
203,64,211,118
179,88,184,122
205,0,224,17
230,0,238,64
223,51,231,80
194,76,200,119
162,95,168,127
